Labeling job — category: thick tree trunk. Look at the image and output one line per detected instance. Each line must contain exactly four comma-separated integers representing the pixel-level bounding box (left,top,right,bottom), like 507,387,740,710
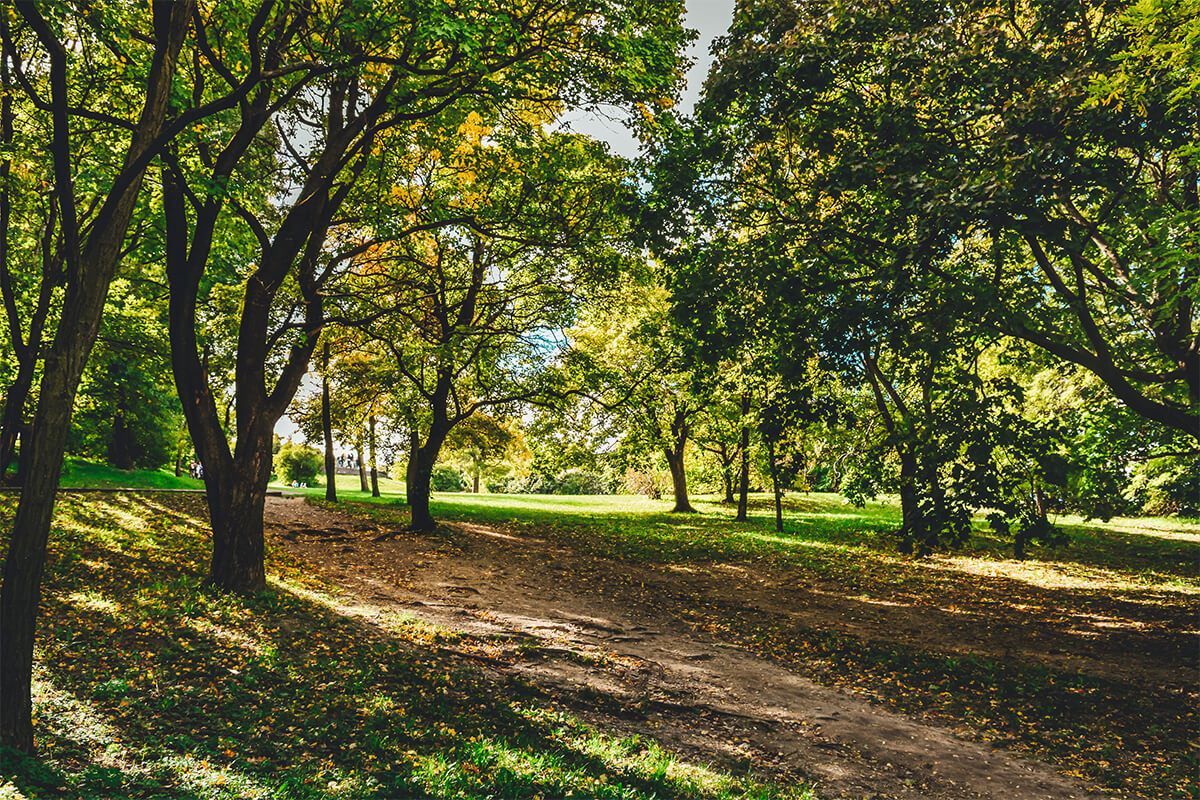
472,470,480,494
665,447,694,513
721,462,734,505
107,408,136,470
368,414,380,497
321,341,336,502
408,422,451,531
736,394,751,522
204,457,269,592
356,442,369,492
0,358,78,753
409,447,436,531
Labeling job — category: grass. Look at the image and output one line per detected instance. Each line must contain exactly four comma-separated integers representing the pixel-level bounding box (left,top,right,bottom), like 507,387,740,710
0,492,812,800
56,459,204,491
268,473,406,500
325,490,1199,800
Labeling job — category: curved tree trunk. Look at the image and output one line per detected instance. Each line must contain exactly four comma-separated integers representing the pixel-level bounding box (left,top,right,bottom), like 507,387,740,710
0,0,191,753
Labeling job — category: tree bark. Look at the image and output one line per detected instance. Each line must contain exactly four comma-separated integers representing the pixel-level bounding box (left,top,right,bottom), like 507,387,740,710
107,408,136,470
0,0,192,753
368,414,380,497
766,433,783,533
203,440,270,592
408,420,452,531
356,442,369,492
721,458,735,504
665,446,694,513
736,393,751,522
321,341,336,502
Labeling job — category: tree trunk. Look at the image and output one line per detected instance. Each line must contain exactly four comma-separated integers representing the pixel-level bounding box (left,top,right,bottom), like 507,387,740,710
204,453,269,592
766,434,783,533
896,447,922,556
0,360,78,753
321,341,336,502
107,408,136,470
368,414,380,497
472,470,480,494
736,393,751,522
0,0,192,753
721,462,734,504
0,360,36,484
356,442,369,492
408,423,451,531
665,447,694,513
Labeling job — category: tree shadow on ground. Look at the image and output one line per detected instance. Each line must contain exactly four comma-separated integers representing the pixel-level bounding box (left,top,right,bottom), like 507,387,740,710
3,494,798,800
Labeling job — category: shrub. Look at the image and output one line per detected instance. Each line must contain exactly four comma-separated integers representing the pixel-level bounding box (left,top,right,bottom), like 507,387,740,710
624,467,667,499
552,468,609,495
275,441,322,485
431,465,467,492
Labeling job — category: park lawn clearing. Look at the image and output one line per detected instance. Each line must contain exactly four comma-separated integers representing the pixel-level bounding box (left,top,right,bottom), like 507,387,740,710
0,493,812,800
311,490,1198,800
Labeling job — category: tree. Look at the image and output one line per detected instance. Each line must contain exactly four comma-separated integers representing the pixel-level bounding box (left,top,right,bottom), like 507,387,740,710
445,414,515,494
356,126,641,529
0,0,194,754
164,0,688,585
698,0,1198,439
567,281,708,513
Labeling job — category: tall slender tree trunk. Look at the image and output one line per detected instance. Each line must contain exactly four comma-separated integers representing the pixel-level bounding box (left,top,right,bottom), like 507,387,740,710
321,341,336,502
736,393,751,522
368,414,380,497
0,364,36,484
766,434,783,533
356,440,369,492
896,447,922,556
0,1,191,753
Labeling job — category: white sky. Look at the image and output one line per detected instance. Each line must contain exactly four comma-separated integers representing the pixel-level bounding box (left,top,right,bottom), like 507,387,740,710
275,0,736,443
556,0,736,159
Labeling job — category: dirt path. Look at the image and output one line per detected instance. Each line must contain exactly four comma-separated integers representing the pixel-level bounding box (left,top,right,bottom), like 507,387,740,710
265,497,1114,800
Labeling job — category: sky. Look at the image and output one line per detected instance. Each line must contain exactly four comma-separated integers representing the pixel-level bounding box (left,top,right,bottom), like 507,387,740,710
555,0,736,159
274,0,737,443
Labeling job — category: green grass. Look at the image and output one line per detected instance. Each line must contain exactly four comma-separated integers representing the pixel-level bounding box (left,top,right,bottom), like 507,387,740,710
0,493,812,800
268,472,406,499
57,459,204,491
326,490,1198,800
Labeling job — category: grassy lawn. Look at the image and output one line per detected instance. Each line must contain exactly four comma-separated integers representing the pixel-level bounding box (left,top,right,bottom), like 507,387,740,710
1,493,811,800
328,490,1199,800
56,460,204,491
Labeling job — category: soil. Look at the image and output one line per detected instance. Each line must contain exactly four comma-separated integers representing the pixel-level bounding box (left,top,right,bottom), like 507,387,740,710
264,496,1126,800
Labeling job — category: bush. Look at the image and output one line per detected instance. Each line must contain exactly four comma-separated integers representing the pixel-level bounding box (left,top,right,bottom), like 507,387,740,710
551,468,610,495
431,465,467,492
275,441,322,485
1126,456,1200,516
624,467,667,499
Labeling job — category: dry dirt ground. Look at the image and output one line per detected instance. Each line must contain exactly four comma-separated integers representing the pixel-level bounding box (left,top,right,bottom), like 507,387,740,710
263,496,1124,800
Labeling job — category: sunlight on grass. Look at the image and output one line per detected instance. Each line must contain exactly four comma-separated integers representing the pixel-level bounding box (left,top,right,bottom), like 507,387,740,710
934,554,1200,595
65,590,124,617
